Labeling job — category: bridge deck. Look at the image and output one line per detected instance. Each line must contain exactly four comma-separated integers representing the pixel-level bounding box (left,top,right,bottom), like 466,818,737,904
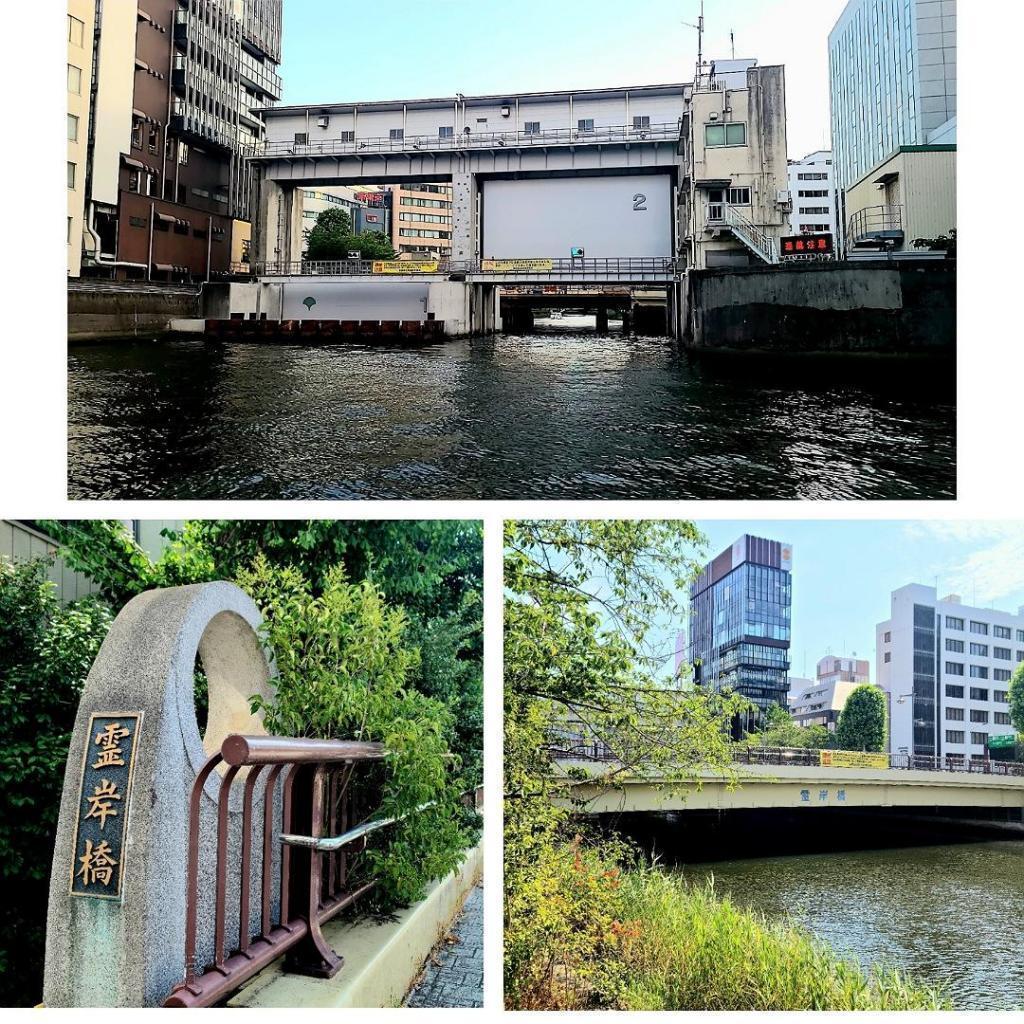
555,760,1024,814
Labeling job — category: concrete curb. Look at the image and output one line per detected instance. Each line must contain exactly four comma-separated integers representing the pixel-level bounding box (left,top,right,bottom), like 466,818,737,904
229,841,483,1007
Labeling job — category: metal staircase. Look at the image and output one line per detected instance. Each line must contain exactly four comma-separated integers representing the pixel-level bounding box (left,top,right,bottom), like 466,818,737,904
706,203,779,264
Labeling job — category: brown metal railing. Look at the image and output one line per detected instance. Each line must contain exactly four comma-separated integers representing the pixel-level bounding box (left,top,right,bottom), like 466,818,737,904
165,734,389,1007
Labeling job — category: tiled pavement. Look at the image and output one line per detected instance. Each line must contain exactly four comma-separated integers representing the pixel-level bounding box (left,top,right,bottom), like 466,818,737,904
404,883,483,1007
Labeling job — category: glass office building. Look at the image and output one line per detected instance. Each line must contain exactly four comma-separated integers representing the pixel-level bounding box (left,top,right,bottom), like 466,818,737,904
828,0,957,193
688,535,793,736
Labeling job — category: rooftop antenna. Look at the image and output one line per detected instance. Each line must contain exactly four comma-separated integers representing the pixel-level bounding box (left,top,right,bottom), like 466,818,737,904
730,29,735,59
682,1,706,79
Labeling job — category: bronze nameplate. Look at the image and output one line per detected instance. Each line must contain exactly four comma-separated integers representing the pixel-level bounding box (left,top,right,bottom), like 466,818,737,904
69,712,143,900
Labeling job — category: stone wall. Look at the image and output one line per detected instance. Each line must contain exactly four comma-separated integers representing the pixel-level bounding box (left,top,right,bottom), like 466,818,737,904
68,281,203,342
686,260,955,353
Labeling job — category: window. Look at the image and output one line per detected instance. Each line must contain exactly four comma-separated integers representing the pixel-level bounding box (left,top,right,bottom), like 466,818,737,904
945,662,964,676
1018,630,1024,642
800,206,830,215
1019,650,1024,662
128,216,147,228
340,130,354,142
945,616,964,630
969,642,988,657
995,712,1012,726
970,665,989,679
705,122,747,147
946,639,964,653
945,684,964,698
67,114,79,141
294,132,308,144
969,687,989,701
67,64,82,94
970,620,989,635
884,631,891,643
970,732,988,747
438,126,454,138
67,161,76,188
177,142,189,165
389,128,404,140
883,652,890,663
633,115,651,129
577,118,594,133
945,707,964,721
128,170,140,193
995,690,1009,703
68,14,84,46
524,121,540,134
728,187,751,206
132,120,143,148
798,189,829,198
994,625,1011,639
67,216,73,243
476,117,488,125
994,646,1011,660
192,187,210,199
797,172,828,180
994,669,1011,682
945,730,964,744
970,709,989,724
148,126,159,153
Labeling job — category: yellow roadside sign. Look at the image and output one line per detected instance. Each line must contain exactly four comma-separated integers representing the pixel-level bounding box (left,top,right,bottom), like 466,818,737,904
372,260,439,274
819,750,889,769
480,258,554,272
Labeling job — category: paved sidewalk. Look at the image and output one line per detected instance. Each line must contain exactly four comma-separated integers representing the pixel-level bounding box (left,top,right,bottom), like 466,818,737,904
404,883,483,1007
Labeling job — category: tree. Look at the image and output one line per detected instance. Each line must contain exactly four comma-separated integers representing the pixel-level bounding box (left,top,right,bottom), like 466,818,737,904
912,228,956,259
504,520,747,1008
0,559,113,1005
1009,663,1024,736
303,207,397,261
40,520,483,786
749,705,832,750
835,684,887,752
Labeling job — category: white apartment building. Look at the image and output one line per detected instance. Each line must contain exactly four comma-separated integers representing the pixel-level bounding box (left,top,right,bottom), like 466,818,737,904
877,585,1024,763
786,150,836,237
789,655,870,730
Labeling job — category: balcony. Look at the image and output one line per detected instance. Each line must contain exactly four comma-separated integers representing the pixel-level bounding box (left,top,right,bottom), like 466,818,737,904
848,204,904,249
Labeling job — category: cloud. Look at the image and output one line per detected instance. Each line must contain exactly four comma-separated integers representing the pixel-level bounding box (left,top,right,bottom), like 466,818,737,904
906,522,1024,607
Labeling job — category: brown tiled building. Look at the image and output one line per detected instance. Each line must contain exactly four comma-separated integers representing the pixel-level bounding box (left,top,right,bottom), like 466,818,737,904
81,0,282,281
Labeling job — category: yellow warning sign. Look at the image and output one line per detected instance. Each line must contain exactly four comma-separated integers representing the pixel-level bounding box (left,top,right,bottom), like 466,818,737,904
480,258,554,272
819,750,889,769
372,260,439,274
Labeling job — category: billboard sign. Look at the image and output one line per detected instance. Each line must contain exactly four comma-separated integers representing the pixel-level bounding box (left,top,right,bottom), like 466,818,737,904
781,233,834,258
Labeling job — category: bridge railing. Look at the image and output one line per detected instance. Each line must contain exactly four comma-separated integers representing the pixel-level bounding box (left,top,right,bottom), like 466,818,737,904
549,739,1024,778
251,121,682,160
236,257,680,279
165,734,406,1007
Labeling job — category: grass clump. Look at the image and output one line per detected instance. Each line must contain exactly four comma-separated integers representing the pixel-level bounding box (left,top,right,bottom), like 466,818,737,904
613,867,951,1011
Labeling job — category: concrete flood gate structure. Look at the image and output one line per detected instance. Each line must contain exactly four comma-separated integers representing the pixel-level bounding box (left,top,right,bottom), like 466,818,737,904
42,581,479,1007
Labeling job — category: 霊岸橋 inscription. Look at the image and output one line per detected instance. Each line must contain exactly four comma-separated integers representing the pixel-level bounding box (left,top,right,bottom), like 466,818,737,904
69,712,142,900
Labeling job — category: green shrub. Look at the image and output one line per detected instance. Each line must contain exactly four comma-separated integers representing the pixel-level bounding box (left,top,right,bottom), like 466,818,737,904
0,558,114,1005
239,556,473,907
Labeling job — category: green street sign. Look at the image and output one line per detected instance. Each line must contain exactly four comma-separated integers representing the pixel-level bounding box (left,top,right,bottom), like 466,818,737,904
988,734,1017,749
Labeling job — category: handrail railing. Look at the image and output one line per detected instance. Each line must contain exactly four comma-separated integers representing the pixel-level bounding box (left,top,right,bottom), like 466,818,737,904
548,738,1024,778
250,121,682,160
848,204,903,243
165,733,400,1007
232,256,680,279
706,203,778,263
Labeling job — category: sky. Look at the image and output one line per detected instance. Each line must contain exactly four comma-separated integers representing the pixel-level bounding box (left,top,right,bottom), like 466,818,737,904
277,0,849,159
681,521,1024,683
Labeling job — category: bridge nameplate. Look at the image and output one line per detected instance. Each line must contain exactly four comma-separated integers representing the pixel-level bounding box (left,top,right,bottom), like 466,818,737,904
69,712,142,901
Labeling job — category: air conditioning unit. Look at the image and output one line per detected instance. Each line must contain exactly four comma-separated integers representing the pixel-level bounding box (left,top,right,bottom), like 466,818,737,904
776,189,792,205
708,112,719,121
317,115,330,128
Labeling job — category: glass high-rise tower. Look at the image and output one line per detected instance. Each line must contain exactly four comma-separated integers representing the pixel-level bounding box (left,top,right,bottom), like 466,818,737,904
688,535,793,736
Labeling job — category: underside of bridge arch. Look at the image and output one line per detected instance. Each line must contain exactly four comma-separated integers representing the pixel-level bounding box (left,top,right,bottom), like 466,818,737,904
585,805,1024,863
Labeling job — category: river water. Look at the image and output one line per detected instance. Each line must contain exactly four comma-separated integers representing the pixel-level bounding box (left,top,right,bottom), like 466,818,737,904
67,332,955,499
682,841,1024,1010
